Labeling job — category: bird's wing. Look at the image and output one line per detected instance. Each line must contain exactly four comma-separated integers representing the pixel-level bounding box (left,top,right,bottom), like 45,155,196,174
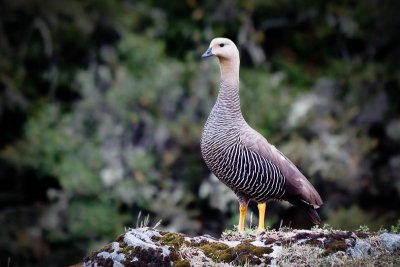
240,126,323,208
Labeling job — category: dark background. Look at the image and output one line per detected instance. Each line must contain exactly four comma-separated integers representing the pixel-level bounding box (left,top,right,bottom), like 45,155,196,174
0,0,399,266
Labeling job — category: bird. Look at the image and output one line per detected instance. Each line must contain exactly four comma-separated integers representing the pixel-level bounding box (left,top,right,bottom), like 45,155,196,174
200,37,323,233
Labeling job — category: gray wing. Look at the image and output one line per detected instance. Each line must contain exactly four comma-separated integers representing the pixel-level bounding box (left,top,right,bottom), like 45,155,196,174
240,126,323,208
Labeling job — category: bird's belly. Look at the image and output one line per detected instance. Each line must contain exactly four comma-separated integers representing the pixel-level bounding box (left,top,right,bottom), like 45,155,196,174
202,139,286,202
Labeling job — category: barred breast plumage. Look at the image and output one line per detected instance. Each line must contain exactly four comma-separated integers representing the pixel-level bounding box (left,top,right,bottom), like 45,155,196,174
201,37,323,232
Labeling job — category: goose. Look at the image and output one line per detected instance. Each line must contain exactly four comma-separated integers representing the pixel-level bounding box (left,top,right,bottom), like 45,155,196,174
200,37,323,232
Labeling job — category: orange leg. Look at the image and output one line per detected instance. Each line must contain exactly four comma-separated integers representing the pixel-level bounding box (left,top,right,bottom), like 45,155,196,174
258,202,267,232
238,204,247,233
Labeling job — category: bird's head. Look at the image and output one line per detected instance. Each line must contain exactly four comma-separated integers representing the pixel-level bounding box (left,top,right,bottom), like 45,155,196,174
202,37,239,62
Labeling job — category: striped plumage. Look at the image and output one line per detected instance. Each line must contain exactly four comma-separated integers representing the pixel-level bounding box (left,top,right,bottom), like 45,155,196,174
201,38,323,232
201,89,286,203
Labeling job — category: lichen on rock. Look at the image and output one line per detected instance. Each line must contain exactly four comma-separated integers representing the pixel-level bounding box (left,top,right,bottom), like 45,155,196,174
380,232,400,252
347,239,372,259
84,227,177,267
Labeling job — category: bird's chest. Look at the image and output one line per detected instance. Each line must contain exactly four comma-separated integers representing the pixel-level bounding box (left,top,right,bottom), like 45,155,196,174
200,122,239,173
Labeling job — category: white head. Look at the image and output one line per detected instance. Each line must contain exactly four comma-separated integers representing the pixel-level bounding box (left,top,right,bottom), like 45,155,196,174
202,37,240,83
202,37,239,62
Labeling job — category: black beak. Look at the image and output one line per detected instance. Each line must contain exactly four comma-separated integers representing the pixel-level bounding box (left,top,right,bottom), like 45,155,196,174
202,47,213,58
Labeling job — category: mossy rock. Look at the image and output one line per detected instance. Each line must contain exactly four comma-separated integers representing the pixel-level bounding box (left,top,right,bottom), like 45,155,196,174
232,241,273,265
233,241,273,257
84,243,113,262
172,259,191,267
121,246,172,267
201,242,230,253
186,238,210,247
122,245,133,254
200,241,272,264
200,242,233,262
160,232,185,249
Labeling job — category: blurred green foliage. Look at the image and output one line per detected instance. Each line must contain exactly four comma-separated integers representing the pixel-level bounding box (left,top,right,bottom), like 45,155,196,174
0,0,400,266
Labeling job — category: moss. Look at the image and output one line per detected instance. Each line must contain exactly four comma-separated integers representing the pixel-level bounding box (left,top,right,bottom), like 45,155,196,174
201,242,229,252
186,238,209,247
217,252,234,262
322,239,348,256
172,259,190,267
252,245,274,256
200,242,233,262
199,241,272,264
161,233,185,249
232,242,273,265
183,240,192,247
122,245,133,254
234,241,273,256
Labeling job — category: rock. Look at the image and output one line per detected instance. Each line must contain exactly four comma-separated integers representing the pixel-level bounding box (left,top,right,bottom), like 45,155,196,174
77,228,400,267
96,242,125,266
380,233,400,252
84,228,177,267
347,239,372,258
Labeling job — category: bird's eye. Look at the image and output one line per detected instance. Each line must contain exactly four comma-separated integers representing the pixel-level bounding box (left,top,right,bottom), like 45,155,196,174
219,43,225,47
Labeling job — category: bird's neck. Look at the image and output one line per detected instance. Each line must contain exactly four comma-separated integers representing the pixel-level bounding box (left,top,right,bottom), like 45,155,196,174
219,58,239,86
214,57,243,120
